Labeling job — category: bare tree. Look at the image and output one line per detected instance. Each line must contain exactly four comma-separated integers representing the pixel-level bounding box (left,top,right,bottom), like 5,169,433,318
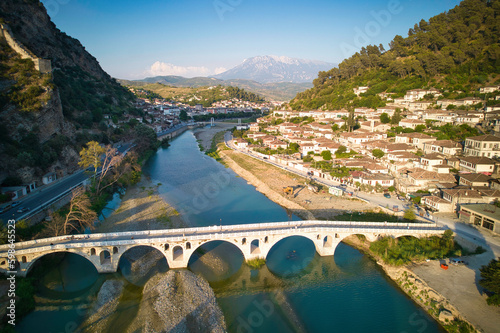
94,146,126,196
79,141,127,197
43,213,65,237
62,187,97,235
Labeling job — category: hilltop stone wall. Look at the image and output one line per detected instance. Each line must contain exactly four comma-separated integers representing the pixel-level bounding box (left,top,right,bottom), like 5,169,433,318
0,23,52,73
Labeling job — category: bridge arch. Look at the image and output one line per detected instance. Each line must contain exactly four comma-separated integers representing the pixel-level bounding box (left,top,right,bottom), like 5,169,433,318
100,250,111,265
187,239,245,265
22,250,99,277
172,245,184,262
115,244,169,267
250,239,261,255
187,240,245,281
265,235,317,277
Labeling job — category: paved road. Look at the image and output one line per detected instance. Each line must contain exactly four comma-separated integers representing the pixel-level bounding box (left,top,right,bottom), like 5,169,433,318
224,132,500,256
0,144,133,223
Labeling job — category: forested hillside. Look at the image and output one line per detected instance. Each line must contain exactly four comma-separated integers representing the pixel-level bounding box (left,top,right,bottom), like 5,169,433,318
126,83,264,107
290,0,499,110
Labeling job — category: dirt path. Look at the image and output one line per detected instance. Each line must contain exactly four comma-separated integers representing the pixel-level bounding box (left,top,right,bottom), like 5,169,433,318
96,176,187,233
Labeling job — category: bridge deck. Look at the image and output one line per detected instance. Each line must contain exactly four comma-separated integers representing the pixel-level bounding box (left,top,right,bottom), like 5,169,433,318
1,220,445,256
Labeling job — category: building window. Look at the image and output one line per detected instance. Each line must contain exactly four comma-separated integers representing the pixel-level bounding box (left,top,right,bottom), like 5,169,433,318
482,219,494,231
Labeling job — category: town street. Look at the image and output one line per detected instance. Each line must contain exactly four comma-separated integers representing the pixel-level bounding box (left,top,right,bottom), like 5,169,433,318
224,132,500,257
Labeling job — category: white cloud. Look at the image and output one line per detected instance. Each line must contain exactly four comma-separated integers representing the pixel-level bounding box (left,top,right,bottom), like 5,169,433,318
214,67,227,75
146,61,226,78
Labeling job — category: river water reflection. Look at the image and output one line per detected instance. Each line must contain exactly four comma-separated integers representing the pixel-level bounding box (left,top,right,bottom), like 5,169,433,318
18,130,443,332
145,130,443,333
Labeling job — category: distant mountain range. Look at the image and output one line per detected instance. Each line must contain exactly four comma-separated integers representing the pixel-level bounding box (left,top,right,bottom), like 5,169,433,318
122,55,336,101
123,76,314,101
212,55,335,83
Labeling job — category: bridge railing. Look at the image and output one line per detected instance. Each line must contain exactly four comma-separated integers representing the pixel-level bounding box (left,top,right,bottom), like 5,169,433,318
0,220,441,252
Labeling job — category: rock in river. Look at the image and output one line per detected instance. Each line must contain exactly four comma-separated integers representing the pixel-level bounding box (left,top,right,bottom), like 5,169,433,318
127,270,226,333
80,279,125,332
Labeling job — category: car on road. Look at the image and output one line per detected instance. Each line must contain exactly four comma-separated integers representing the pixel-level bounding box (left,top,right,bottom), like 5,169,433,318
17,207,30,213
340,183,347,188
0,204,11,214
11,201,21,208
383,193,391,198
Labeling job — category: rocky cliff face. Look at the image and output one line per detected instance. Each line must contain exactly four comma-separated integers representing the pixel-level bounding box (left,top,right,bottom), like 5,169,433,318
0,0,109,81
0,0,135,184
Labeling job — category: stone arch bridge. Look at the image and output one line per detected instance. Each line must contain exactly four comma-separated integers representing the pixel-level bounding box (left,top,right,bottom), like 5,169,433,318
0,221,445,277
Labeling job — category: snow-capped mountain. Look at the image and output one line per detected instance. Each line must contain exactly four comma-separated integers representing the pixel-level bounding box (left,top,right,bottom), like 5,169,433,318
212,55,335,83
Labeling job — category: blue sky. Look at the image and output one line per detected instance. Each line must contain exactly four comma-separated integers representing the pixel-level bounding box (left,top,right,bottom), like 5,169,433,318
41,0,461,79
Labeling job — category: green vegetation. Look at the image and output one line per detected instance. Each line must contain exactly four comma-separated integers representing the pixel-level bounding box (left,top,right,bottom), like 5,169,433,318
0,39,51,112
193,111,259,122
246,258,266,269
372,149,384,159
334,211,400,222
479,258,500,306
403,208,417,221
370,230,462,266
127,83,265,107
290,0,500,110
54,66,138,129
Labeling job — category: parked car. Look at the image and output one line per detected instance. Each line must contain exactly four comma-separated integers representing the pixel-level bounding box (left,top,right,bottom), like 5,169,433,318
450,258,467,265
383,193,391,198
11,201,21,208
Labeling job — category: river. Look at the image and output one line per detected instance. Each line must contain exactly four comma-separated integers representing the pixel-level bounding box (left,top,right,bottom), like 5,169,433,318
17,130,443,332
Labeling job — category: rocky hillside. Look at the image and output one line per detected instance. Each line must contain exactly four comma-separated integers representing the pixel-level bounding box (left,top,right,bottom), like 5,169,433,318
213,55,335,83
290,0,500,110
0,0,140,186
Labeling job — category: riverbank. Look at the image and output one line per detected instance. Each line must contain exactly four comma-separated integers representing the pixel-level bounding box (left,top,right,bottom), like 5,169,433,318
218,147,497,333
193,123,235,151
343,236,480,332
219,148,379,220
96,175,187,232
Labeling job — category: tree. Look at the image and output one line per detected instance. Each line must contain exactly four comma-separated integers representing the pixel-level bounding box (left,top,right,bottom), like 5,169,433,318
48,187,97,236
179,110,188,121
415,124,426,132
78,141,105,175
79,141,126,197
372,149,384,159
321,150,332,160
391,109,402,125
479,258,500,306
336,145,347,155
380,113,391,124
403,208,416,221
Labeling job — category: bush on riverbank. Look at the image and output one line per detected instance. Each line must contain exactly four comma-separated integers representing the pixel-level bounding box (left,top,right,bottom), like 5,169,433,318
369,230,461,266
334,211,400,222
246,258,266,269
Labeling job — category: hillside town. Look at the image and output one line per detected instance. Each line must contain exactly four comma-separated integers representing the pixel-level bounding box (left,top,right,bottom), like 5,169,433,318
124,87,276,134
231,85,500,234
